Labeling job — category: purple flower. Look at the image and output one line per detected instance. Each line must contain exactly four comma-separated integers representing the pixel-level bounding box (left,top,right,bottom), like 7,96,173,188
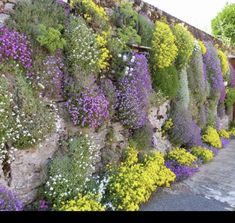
221,137,230,148
117,53,152,129
165,160,199,182
66,86,109,129
38,200,49,211
0,27,32,69
0,185,23,211
203,42,225,102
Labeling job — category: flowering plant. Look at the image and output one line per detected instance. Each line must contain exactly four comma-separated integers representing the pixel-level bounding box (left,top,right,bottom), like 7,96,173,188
202,126,222,148
0,27,32,69
190,146,214,163
219,129,230,139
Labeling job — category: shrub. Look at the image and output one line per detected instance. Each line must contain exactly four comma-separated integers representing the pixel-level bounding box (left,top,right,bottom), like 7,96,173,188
165,160,199,181
219,129,230,139
0,27,32,69
217,49,229,76
129,121,154,151
0,185,23,211
151,21,178,69
117,53,152,129
0,71,55,162
104,146,175,211
225,88,235,110
59,193,105,211
71,0,109,32
36,24,66,53
65,16,100,76
6,0,66,41
137,14,154,47
153,65,179,100
190,147,214,163
44,134,99,207
117,26,141,45
66,87,109,129
170,105,203,147
172,24,194,70
166,148,197,166
202,127,222,148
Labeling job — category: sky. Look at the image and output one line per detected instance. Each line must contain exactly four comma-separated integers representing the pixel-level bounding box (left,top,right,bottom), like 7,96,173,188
144,0,235,34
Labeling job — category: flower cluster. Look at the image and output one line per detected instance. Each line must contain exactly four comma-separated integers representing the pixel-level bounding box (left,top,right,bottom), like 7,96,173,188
65,16,100,75
202,126,222,148
66,87,109,129
59,193,105,211
104,146,175,211
198,40,207,54
219,129,230,139
221,137,230,148
0,185,23,211
151,21,178,69
165,160,199,182
217,49,229,76
190,146,214,163
117,53,152,129
44,134,100,207
35,52,64,100
0,27,32,69
166,148,197,166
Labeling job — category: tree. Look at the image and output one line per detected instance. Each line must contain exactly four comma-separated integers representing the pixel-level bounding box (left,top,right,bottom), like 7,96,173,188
211,3,235,46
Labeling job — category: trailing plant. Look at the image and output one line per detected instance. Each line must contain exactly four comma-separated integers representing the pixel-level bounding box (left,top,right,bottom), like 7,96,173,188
36,24,66,53
172,23,195,71
44,134,99,207
65,16,101,76
190,147,214,163
59,193,105,211
0,27,32,69
0,185,23,211
217,49,229,76
166,148,197,166
151,21,178,69
104,146,176,211
198,40,207,55
202,127,222,149
225,88,235,110
117,53,152,129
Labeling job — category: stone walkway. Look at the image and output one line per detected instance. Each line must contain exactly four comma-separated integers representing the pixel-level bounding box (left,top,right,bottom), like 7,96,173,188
141,139,235,211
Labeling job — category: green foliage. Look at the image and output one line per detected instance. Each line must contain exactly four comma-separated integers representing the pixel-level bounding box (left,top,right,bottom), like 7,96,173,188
137,14,154,47
36,24,66,53
149,89,168,107
65,16,100,76
172,24,195,71
202,127,222,149
191,147,214,163
104,146,175,211
6,0,66,42
162,118,174,133
153,66,179,100
225,88,235,109
167,148,197,166
117,26,141,46
211,3,235,45
129,123,153,151
151,21,178,69
207,97,218,127
71,0,109,32
44,134,99,207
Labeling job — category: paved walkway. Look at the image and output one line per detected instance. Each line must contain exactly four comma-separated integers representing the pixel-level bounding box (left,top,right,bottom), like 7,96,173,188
141,139,235,211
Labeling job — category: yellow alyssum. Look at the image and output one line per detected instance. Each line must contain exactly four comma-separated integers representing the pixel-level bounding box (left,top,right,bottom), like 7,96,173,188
198,40,207,55
167,148,197,166
151,21,178,69
191,147,214,163
217,49,229,76
106,146,175,211
219,129,230,139
59,193,105,211
96,31,111,70
202,127,222,149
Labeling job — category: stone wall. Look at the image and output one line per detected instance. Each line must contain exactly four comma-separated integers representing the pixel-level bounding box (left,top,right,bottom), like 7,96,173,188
0,0,16,26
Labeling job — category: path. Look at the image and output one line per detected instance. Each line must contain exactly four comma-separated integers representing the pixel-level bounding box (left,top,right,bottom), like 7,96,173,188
141,139,235,211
